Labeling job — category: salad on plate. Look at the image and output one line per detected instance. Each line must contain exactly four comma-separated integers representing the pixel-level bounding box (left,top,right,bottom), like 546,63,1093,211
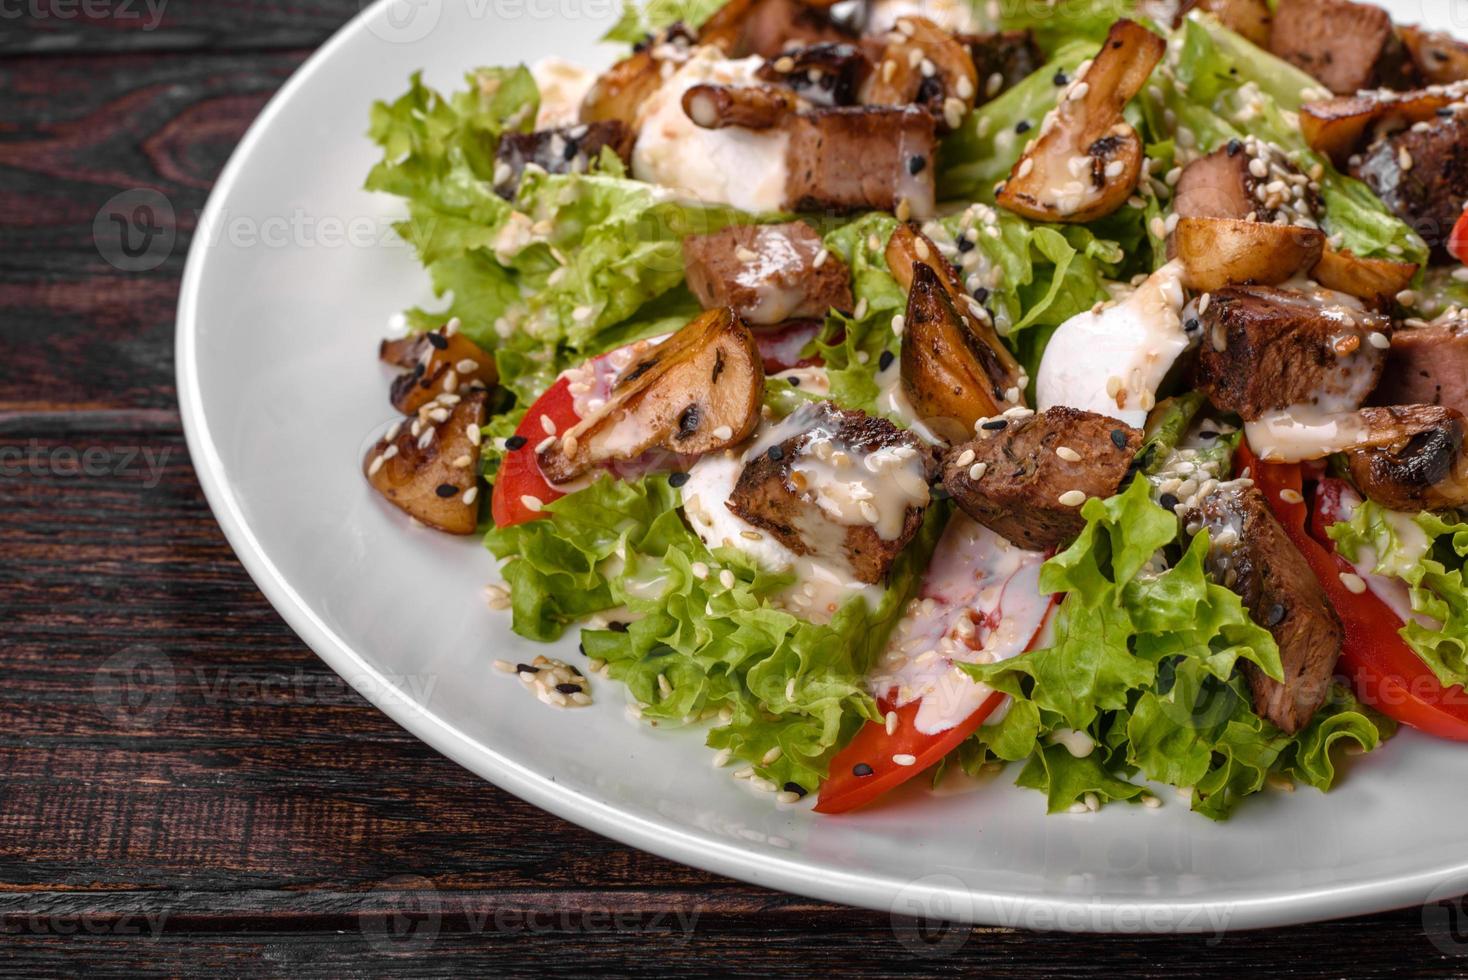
358,0,1468,818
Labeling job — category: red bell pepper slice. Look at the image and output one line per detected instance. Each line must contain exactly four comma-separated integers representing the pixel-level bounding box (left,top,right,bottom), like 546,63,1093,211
1238,442,1468,740
490,376,579,528
1449,209,1468,265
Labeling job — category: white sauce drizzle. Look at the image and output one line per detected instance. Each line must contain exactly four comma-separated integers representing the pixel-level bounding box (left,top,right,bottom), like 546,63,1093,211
1243,406,1372,463
1317,483,1441,630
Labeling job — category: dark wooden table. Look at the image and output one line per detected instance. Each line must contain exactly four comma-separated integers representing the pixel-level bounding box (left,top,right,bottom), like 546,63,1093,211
3,2,1467,974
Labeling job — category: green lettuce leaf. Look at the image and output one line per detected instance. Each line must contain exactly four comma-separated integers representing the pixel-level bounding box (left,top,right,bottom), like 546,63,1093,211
1328,500,1468,688
485,473,944,792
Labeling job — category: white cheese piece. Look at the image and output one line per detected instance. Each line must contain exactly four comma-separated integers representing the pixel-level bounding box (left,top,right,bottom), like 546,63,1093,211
530,57,596,129
631,49,791,214
1035,260,1191,427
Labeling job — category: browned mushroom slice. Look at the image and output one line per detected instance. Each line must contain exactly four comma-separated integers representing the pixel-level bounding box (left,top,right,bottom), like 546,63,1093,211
885,224,1024,419
900,262,1018,442
1310,246,1418,305
537,308,764,483
1176,0,1273,47
699,0,850,58
1173,216,1325,291
682,83,800,129
1345,405,1468,511
380,323,498,415
493,121,633,198
1299,86,1461,166
861,16,978,129
580,26,695,127
996,19,1165,224
1401,25,1468,85
961,30,1042,106
364,390,488,535
755,41,872,106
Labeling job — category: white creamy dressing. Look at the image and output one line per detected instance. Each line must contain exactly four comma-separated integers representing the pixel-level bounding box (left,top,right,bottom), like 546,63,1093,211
1317,483,1441,630
873,357,944,445
1243,407,1372,463
866,513,1052,734
679,450,884,622
744,403,931,542
631,49,791,214
771,365,831,395
1035,260,1192,427
731,227,823,323
530,57,597,129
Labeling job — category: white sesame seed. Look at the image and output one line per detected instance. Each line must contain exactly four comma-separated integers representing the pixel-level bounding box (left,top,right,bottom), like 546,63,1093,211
956,448,976,467
891,314,905,336
1105,375,1123,398
462,486,479,505
520,494,544,512
885,710,897,735
535,435,556,453
1339,572,1367,594
968,461,987,481
691,561,709,580
417,428,435,450
1016,157,1035,179
1279,488,1304,504
1058,490,1087,507
786,677,797,702
762,746,782,764
383,445,399,461
813,248,829,269
493,659,514,672
368,455,385,477
1056,446,1081,462
541,414,557,435
466,424,482,446
712,425,734,441
719,569,736,589
892,753,917,766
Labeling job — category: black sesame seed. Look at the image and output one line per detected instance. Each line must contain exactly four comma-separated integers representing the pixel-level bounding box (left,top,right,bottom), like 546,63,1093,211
516,663,538,674
1015,119,1032,133
1159,492,1179,511
768,444,785,462
1227,138,1243,157
981,419,1009,431
853,762,875,777
555,682,582,695
783,782,808,798
569,665,583,677
956,236,974,252
1053,71,1069,86
878,349,895,371
505,435,528,450
973,287,990,302
578,642,586,656
562,139,579,161
435,483,458,498
609,620,628,633
1199,430,1219,440
1110,429,1129,450
427,332,449,350
668,471,690,488
1265,603,1287,627
1184,317,1201,333
908,154,927,175
788,375,801,387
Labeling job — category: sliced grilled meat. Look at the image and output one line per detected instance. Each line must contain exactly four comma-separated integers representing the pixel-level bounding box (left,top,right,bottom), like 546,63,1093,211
784,105,936,217
755,41,871,106
682,221,853,324
1173,141,1321,224
1350,113,1468,259
1176,0,1272,47
726,402,935,583
699,0,851,59
961,30,1042,105
1372,315,1468,417
1195,485,1343,735
1401,26,1468,85
1193,285,1391,420
1345,404,1468,511
1269,0,1412,95
493,121,634,198
941,408,1142,551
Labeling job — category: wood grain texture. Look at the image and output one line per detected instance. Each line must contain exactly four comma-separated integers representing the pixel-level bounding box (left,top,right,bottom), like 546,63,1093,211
3,1,1468,974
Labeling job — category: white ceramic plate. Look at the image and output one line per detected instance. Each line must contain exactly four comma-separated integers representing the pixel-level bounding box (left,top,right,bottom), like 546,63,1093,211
178,0,1468,932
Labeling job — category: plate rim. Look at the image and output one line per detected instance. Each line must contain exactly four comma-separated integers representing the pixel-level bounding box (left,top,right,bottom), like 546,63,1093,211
175,0,1468,933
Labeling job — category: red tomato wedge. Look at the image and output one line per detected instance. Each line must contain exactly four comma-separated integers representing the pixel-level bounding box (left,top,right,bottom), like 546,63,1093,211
1449,209,1468,265
815,516,1057,814
490,376,579,528
1238,442,1468,740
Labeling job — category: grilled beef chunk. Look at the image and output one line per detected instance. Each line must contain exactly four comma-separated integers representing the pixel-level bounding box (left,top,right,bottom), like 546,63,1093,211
1193,285,1390,420
1176,0,1272,47
961,30,1042,105
726,402,936,583
699,0,851,58
682,221,853,324
755,42,871,106
1401,25,1468,85
364,390,489,535
493,121,634,198
1372,316,1468,417
784,106,936,216
1269,0,1412,95
1345,405,1468,511
1350,114,1468,259
1173,143,1321,224
941,408,1142,551
1196,486,1343,735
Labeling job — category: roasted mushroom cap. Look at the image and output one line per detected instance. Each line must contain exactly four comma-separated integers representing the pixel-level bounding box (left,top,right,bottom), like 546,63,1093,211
1345,405,1468,510
861,16,978,128
1310,246,1419,305
537,308,765,483
580,26,695,127
1177,0,1273,47
1173,216,1325,291
755,41,872,107
1299,85,1463,167
380,323,498,415
1401,26,1468,86
996,19,1165,224
682,83,800,129
364,390,488,535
